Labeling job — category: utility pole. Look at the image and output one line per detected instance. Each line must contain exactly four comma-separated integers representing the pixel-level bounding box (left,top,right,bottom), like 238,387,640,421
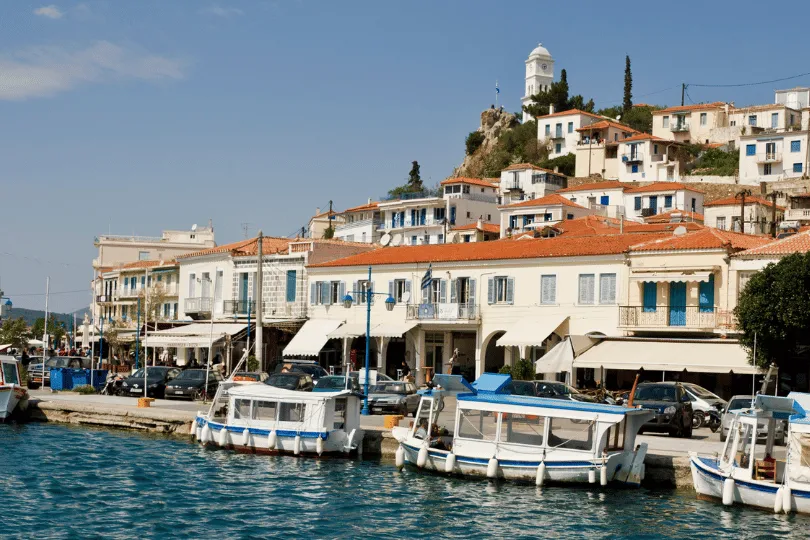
255,230,264,371
736,189,752,234
768,190,784,238
681,83,686,107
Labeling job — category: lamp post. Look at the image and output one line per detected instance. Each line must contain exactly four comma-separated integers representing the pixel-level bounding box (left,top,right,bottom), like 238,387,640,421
0,294,12,321
342,266,396,415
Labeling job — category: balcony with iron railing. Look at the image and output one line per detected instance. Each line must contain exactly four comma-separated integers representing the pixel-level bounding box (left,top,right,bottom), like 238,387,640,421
405,303,478,321
503,181,524,191
756,152,782,163
618,305,728,330
445,192,498,204
670,122,690,132
335,217,383,233
185,297,212,315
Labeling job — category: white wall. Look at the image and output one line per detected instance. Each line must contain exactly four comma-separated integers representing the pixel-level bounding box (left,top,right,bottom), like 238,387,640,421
623,190,704,222
537,113,599,158
738,132,809,184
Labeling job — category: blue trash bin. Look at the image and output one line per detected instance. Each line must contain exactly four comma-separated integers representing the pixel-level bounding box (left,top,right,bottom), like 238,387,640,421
50,368,74,391
71,369,89,388
89,370,108,391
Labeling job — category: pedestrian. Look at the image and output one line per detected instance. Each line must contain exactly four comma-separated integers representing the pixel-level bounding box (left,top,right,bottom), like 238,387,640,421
21,350,30,368
399,359,410,380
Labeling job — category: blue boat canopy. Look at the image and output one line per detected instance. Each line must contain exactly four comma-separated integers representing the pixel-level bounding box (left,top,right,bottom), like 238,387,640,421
458,391,645,416
418,374,475,396
471,373,511,394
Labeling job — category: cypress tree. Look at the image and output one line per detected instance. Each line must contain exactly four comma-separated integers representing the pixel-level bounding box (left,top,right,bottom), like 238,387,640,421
623,55,633,112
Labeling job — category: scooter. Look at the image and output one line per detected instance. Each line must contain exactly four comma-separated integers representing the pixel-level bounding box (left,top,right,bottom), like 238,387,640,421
101,372,125,396
706,408,721,433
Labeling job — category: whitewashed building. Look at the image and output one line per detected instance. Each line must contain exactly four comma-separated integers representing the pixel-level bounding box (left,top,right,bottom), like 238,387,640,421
622,182,704,222
498,194,593,236
536,109,603,158
616,134,680,183
334,201,382,244
499,163,567,205
703,195,784,235
556,181,628,219
738,130,810,184
521,43,555,123
651,102,731,145
574,120,638,179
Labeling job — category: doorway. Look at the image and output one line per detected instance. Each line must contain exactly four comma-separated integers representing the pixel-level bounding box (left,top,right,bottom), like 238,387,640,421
669,282,687,326
425,332,444,380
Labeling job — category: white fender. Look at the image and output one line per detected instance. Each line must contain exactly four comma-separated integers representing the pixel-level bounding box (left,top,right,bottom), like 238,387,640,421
241,428,250,448
195,423,202,441
774,486,783,514
487,457,499,479
445,452,456,473
268,430,277,450
395,446,405,469
189,421,197,436
600,465,608,486
201,423,211,444
345,429,357,454
294,434,302,455
417,446,429,468
536,462,546,487
782,485,792,514
217,427,228,448
588,469,597,484
722,478,735,506
316,436,324,456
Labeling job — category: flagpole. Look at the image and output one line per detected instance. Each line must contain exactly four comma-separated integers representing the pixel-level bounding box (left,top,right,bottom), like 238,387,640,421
495,80,499,108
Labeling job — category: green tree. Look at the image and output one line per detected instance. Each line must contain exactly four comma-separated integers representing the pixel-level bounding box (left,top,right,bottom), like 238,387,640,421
0,317,30,351
541,153,576,176
408,161,422,190
597,105,623,119
465,131,485,155
735,253,810,369
31,315,66,348
621,104,662,133
623,55,633,112
523,68,594,118
567,95,595,113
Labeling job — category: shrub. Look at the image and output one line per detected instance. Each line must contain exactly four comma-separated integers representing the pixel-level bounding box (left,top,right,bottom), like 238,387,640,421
248,356,259,372
465,131,485,155
72,385,97,395
541,153,576,177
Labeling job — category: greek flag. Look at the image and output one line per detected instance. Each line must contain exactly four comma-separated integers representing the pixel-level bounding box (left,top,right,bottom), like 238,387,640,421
421,264,433,290
495,81,500,94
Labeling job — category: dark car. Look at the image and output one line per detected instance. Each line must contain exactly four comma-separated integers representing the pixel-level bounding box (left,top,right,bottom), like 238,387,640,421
633,382,693,438
164,369,222,400
314,375,361,393
274,360,329,381
509,380,539,396
120,366,181,398
265,372,314,391
368,381,420,416
28,356,91,389
533,381,598,403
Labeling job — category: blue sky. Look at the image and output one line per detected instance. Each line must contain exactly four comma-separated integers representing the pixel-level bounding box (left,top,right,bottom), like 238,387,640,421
3,0,810,313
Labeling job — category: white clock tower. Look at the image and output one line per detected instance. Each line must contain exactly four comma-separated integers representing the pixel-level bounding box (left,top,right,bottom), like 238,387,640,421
521,43,555,123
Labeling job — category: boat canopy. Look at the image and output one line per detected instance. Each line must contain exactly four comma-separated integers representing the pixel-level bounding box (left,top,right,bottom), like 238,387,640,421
457,392,650,420
227,384,352,402
417,374,476,397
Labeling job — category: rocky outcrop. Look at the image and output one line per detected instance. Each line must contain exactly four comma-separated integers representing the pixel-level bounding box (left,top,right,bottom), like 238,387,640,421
454,108,519,178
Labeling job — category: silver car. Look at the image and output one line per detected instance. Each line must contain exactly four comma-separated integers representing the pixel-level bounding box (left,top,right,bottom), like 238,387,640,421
367,381,420,416
721,394,786,445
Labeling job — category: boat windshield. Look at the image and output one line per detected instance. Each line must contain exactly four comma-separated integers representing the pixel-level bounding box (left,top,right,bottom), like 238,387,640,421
2,362,19,385
728,397,754,411
634,386,677,402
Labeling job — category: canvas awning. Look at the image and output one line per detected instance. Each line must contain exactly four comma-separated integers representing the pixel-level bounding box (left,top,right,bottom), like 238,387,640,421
0,344,12,353
573,339,762,374
630,270,713,283
328,322,364,339
496,316,569,348
283,319,342,357
142,335,216,348
143,323,247,348
535,339,573,374
371,321,417,338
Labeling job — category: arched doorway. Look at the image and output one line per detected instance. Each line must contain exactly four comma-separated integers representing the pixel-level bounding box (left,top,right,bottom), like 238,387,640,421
385,338,406,379
349,336,378,372
483,331,506,374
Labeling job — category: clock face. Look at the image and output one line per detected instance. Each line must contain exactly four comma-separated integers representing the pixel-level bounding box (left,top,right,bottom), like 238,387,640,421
541,63,548,72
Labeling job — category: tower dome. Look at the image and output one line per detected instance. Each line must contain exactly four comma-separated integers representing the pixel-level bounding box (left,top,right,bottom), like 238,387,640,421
528,43,552,60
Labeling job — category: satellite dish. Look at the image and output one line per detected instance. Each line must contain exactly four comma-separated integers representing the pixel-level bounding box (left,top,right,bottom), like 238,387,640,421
191,224,198,231
673,225,687,236
390,234,402,247
401,290,411,303
380,233,392,246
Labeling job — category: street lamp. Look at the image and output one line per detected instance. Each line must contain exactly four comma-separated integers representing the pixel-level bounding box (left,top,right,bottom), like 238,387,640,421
0,297,12,320
342,266,396,415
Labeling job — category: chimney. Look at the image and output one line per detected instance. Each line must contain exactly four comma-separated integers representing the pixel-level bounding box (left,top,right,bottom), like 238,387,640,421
315,207,321,216
477,217,483,230
549,104,555,115
367,198,372,205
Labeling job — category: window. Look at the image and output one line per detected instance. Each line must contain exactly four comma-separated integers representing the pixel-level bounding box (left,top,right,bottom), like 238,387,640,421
411,235,417,245
764,163,772,175
555,123,562,137
391,279,410,303
509,215,518,230
567,122,573,133
121,306,128,319
772,112,779,128
555,143,562,153
599,273,616,304
278,402,305,422
567,213,574,219
794,163,803,173
488,276,514,304
653,144,659,154
730,120,737,126
138,251,149,261
173,303,178,318
545,125,550,136
548,417,594,451
543,213,552,222
201,272,211,299
500,413,545,446
330,282,341,304
2,363,19,385
578,274,595,305
233,399,251,420
791,140,801,152
251,400,277,421
716,216,727,230
631,164,639,173
746,144,756,156
457,409,498,441
434,207,446,221
163,303,170,318
662,116,669,128
333,398,347,429
634,197,642,211
691,198,696,212
699,274,715,313
438,234,444,244
312,281,344,305
540,275,556,304
600,195,609,205
664,195,673,208
700,112,707,126
748,115,757,126
286,270,297,302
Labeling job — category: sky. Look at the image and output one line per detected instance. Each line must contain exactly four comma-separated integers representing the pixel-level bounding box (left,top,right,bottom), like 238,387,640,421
4,0,810,313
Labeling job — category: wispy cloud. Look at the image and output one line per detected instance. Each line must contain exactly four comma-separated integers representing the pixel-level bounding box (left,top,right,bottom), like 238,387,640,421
34,5,64,19
0,41,188,100
199,4,244,17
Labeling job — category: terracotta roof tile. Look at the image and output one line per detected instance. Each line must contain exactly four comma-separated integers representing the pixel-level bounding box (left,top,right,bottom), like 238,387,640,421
440,177,498,188
629,228,770,253
620,133,667,143
653,102,727,114
704,195,785,210
341,201,379,213
535,109,602,120
452,222,500,234
575,120,637,133
552,215,703,237
501,163,560,174
500,193,587,210
177,237,293,259
734,231,810,257
311,209,339,219
555,180,626,193
623,182,705,194
644,210,705,224
116,259,178,270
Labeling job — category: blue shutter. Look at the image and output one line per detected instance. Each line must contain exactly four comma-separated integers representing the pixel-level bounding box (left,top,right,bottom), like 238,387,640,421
468,279,476,306
746,144,756,156
631,164,639,173
600,195,609,205
664,195,673,208
506,277,515,305
634,197,641,210
322,283,330,305
794,163,803,173
487,278,495,304
792,140,801,152
699,275,715,313
642,282,657,312
286,270,296,302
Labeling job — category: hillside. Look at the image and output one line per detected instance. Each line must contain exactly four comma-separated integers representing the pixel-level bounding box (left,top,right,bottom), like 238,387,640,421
5,308,83,327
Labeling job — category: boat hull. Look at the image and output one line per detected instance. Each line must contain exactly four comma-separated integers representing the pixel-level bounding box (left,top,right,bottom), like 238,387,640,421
0,385,27,421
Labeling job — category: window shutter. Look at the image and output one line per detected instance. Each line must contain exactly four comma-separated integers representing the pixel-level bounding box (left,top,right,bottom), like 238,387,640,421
450,279,458,303
322,283,331,305
440,280,447,304
404,280,411,301
487,278,495,304
310,283,316,305
339,282,346,303
388,280,394,300
506,277,515,305
600,274,616,304
468,279,476,306
579,275,595,304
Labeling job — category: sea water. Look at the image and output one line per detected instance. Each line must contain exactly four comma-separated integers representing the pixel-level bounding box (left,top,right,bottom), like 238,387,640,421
1,423,808,539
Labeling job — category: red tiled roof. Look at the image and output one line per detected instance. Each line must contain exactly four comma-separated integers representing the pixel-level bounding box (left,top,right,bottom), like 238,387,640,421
734,231,810,258
311,209,339,219
177,237,293,259
501,163,559,173
654,102,727,114
485,177,501,184
309,233,669,268
452,222,500,234
441,177,498,188
551,215,703,237
629,228,770,253
341,201,379,213
555,180,626,193
620,133,667,143
116,259,178,270
704,195,784,210
575,120,637,133
536,109,602,120
644,210,705,224
500,193,588,210
624,182,705,194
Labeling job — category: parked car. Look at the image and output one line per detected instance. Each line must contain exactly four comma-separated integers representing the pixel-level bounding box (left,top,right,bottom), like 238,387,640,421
681,382,727,429
349,371,394,384
28,356,91,389
532,381,598,403
313,375,361,393
265,372,314,391
508,380,538,396
120,367,181,398
720,395,786,445
368,381,420,416
633,382,693,438
231,371,269,383
274,360,329,380
164,369,222,400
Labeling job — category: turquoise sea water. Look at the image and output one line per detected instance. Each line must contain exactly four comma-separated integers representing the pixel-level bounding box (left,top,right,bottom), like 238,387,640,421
2,423,809,539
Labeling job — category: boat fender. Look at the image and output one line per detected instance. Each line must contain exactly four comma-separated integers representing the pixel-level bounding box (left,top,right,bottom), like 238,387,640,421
217,427,228,448
241,428,250,448
600,465,608,487
195,423,202,441
774,486,783,513
417,445,429,468
268,430,277,450
445,452,456,473
201,423,211,445
316,435,324,456
345,429,357,454
487,457,499,479
782,485,792,514
640,463,645,482
722,478,735,506
536,462,546,487
395,446,405,469
189,420,197,437
588,469,597,484
294,434,302,456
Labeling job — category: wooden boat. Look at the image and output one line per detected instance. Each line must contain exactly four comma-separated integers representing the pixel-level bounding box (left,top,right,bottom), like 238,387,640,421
690,392,810,514
392,374,652,486
1,355,28,421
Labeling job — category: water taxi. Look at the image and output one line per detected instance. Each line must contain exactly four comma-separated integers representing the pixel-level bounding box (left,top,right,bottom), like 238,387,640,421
392,374,652,486
1,355,28,421
193,381,365,457
689,392,810,513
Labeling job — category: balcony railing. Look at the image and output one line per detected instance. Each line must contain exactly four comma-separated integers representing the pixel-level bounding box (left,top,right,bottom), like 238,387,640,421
503,181,523,191
405,303,477,321
670,122,690,132
445,192,498,204
619,305,718,329
756,152,782,163
185,297,212,314
224,300,256,316
786,208,810,220
335,218,382,232
621,152,644,163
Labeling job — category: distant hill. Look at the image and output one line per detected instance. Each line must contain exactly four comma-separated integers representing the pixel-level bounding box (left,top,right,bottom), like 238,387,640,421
5,308,82,328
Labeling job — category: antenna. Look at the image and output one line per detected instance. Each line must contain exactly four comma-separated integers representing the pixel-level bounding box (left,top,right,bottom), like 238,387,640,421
241,223,255,239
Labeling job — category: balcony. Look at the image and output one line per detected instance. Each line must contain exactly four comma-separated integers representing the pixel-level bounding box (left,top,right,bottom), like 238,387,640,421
445,192,498,204
551,131,565,139
670,122,690,132
640,207,658,218
335,218,382,233
185,297,212,318
405,303,478,321
224,300,256,316
756,152,782,163
618,305,720,330
621,152,644,163
786,208,810,221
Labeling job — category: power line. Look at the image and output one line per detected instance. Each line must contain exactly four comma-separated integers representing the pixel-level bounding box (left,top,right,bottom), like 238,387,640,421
0,251,75,267
688,71,810,88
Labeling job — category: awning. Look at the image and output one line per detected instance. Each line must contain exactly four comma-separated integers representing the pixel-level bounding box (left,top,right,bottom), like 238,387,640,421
142,323,247,348
142,335,215,348
496,316,568,348
328,322,364,339
630,270,712,283
573,339,762,374
371,321,417,338
0,344,12,353
535,339,574,374
283,319,342,357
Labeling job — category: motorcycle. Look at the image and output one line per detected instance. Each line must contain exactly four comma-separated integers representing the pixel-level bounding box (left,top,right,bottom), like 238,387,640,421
101,372,125,396
706,408,721,433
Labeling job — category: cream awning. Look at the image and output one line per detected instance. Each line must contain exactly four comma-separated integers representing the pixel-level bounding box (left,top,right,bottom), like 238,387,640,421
371,321,417,338
327,322,364,339
142,323,247,348
496,316,568,348
142,335,215,348
535,339,574,374
283,319,342,357
630,270,712,283
573,339,762,374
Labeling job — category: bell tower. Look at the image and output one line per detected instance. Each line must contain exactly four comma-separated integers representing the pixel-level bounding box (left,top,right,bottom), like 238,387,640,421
521,43,554,123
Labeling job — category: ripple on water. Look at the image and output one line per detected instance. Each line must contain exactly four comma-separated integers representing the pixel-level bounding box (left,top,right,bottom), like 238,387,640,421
3,423,810,539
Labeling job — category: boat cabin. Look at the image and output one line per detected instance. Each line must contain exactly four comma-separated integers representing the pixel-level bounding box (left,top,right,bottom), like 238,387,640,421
1,356,21,387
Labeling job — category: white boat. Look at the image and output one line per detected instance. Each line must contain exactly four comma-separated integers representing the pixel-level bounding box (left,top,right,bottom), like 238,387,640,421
193,381,365,457
690,392,810,514
392,374,653,486
1,355,28,421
